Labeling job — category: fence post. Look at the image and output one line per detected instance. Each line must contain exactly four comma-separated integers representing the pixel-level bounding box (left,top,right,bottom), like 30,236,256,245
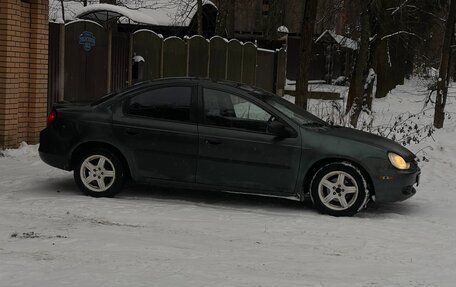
226,39,242,82
132,30,164,81
58,23,65,102
163,37,187,77
186,36,190,77
187,35,209,77
160,39,164,78
275,47,287,96
209,36,228,80
128,33,133,86
241,42,257,85
106,28,112,93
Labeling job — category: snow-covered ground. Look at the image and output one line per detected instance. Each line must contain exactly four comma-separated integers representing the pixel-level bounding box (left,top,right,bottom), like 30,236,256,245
1,79,455,287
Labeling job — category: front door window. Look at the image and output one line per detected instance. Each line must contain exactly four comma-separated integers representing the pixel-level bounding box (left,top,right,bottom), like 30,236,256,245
202,88,272,133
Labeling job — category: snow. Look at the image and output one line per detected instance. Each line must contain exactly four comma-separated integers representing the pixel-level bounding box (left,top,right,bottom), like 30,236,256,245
277,25,289,34
77,3,163,26
49,0,93,22
49,0,217,26
316,30,359,50
257,47,275,53
132,55,145,63
364,68,376,89
54,17,64,24
65,18,104,29
1,79,456,286
133,29,164,39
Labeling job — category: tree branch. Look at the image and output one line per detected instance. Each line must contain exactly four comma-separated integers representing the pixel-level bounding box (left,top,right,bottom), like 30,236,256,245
381,30,422,41
390,0,410,15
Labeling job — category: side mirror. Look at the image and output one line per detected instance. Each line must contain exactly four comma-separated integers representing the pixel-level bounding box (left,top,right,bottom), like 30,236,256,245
268,121,289,138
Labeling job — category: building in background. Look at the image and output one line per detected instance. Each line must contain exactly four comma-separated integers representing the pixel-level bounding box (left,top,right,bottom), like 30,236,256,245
212,0,358,81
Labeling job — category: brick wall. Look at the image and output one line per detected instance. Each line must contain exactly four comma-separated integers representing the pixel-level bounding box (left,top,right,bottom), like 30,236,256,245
0,0,48,148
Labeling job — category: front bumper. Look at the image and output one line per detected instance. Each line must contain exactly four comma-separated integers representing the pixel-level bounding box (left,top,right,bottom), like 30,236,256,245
373,167,421,202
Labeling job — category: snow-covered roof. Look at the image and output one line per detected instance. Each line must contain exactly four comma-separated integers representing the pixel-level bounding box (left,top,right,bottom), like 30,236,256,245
49,0,217,27
316,30,358,50
49,0,95,22
77,4,160,25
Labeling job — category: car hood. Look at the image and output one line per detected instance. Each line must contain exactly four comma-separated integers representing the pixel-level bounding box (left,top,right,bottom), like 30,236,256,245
323,126,416,160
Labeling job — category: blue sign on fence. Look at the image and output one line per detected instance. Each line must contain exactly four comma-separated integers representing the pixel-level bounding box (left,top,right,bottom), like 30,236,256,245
79,31,96,52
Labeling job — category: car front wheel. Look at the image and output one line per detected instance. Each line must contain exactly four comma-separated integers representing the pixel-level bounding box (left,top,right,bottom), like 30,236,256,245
74,149,125,197
310,162,369,216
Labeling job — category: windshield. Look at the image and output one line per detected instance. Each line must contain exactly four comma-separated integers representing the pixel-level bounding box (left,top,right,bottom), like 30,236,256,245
240,85,327,126
266,96,327,126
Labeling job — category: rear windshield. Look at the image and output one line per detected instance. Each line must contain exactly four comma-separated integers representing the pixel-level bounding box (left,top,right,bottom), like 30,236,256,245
90,82,151,106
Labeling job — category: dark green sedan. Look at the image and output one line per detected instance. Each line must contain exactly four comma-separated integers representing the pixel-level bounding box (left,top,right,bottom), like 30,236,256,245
39,78,420,216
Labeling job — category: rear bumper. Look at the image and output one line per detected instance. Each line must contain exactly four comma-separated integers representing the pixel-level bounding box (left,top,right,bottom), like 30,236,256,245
39,128,72,171
39,151,71,170
373,167,421,202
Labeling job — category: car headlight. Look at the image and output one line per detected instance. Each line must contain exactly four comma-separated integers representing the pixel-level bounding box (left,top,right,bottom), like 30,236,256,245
388,152,410,170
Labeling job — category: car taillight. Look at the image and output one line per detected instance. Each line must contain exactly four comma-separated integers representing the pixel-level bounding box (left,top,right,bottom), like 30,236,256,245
47,110,57,126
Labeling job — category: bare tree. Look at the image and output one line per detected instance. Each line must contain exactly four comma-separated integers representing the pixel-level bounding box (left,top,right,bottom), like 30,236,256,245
60,0,66,22
295,0,318,110
346,0,371,127
50,0,98,21
263,0,285,40
434,0,456,128
215,0,234,38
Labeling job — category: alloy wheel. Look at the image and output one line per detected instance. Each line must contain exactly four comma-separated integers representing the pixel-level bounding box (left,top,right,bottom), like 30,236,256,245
317,170,359,211
79,155,116,192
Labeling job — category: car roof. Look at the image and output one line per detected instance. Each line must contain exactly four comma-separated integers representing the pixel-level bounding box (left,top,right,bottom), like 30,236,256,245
136,77,274,99
94,77,274,107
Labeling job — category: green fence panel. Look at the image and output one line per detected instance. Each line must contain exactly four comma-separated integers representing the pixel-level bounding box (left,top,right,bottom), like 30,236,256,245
209,36,227,80
226,39,243,82
256,49,275,92
163,37,187,77
187,35,209,77
242,42,256,85
132,29,163,81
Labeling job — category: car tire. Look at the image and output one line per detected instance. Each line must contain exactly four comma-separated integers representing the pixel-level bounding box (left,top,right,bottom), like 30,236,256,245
310,162,369,216
74,148,125,197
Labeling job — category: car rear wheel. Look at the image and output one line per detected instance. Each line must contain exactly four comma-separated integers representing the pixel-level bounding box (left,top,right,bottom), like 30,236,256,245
310,162,369,216
74,149,125,197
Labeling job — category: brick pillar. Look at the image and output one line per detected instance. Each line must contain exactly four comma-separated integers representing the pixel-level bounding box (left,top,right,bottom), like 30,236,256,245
0,0,48,148
28,0,49,143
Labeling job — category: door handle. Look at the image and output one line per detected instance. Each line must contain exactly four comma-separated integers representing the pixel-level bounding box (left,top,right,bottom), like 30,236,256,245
125,128,140,136
205,138,222,145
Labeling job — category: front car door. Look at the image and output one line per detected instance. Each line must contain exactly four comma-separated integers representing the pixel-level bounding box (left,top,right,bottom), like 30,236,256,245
196,85,302,196
112,83,198,183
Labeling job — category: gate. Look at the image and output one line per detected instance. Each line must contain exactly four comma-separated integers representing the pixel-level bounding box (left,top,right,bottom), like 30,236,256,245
64,20,108,102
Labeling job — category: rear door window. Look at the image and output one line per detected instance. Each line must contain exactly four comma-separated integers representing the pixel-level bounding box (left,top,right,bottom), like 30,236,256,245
126,86,192,122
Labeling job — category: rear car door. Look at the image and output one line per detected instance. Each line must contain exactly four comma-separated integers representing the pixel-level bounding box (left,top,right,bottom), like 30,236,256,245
112,84,198,183
196,87,302,195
